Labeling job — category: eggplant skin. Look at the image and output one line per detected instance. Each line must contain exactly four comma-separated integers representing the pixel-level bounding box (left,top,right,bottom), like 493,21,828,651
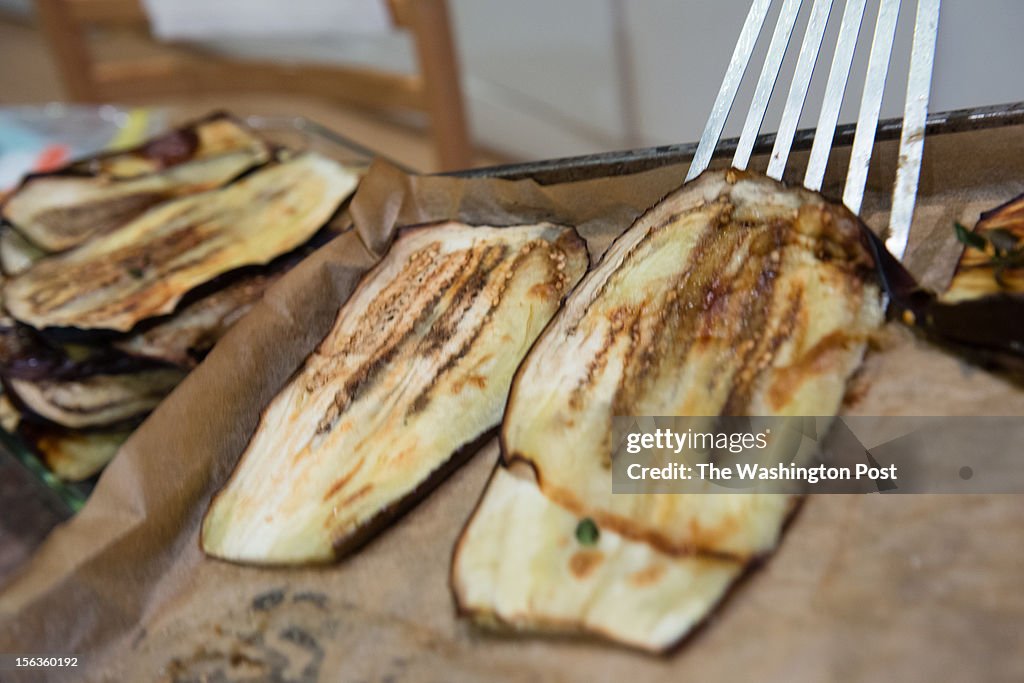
452,467,743,653
113,269,279,367
0,321,165,381
943,192,1024,302
63,112,266,179
4,367,185,430
4,153,359,333
503,169,883,560
201,221,588,566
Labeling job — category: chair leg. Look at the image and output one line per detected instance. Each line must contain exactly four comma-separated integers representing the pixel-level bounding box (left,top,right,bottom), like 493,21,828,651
34,0,100,101
407,0,472,171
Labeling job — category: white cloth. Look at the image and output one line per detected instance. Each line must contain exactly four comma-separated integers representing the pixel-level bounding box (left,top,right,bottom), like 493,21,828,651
141,0,392,40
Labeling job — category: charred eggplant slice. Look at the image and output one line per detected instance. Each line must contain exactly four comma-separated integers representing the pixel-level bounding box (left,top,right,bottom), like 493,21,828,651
452,170,882,652
17,422,133,482
4,153,359,333
944,193,1024,302
0,227,46,275
63,113,268,179
0,318,161,381
452,467,743,653
5,367,185,429
2,144,272,254
502,170,882,560
201,221,588,565
113,269,279,367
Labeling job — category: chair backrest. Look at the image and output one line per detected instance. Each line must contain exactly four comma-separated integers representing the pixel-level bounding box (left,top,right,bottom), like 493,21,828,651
34,0,472,170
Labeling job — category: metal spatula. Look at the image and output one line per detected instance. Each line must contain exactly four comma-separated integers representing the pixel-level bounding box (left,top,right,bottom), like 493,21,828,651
685,0,941,261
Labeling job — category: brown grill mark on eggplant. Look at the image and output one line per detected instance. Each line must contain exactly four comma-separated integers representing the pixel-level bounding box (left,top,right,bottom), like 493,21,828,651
311,245,482,434
417,244,508,356
606,211,741,419
718,226,786,416
766,327,854,411
322,457,366,501
568,549,604,579
568,216,718,412
24,221,213,312
35,191,167,244
336,484,373,510
563,207,703,339
405,243,542,416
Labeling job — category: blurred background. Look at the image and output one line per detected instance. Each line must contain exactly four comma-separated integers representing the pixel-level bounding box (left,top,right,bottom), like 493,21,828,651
0,0,1021,174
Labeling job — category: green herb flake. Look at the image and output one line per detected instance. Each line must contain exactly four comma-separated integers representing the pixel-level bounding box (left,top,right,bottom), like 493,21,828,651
575,518,600,546
128,267,145,279
953,222,988,251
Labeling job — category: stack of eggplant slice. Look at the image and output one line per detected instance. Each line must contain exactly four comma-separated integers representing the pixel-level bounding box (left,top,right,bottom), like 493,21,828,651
0,114,360,482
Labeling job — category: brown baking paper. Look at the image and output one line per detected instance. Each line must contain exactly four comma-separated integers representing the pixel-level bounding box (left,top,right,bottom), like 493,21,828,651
2,125,1024,682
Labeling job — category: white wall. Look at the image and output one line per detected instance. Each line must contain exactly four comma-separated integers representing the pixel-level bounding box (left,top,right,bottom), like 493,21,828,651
619,0,1024,148
454,0,1024,160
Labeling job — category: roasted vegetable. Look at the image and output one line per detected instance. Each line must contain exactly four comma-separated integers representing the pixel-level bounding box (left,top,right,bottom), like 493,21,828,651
113,269,279,367
869,193,1024,374
63,113,268,180
4,153,359,333
502,169,882,560
202,221,588,565
17,422,133,482
0,227,46,275
944,194,1024,302
0,318,159,381
2,146,272,254
452,467,743,653
451,169,883,651
4,367,185,429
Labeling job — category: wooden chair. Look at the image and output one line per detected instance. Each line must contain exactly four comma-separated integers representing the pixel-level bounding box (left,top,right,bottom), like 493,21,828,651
33,0,472,170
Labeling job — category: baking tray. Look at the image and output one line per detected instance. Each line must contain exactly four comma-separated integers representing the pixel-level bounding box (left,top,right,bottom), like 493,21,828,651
2,100,1021,519
459,100,1024,184
0,113,382,518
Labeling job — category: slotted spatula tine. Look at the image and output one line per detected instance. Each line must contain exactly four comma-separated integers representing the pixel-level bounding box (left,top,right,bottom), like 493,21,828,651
887,0,941,260
803,0,868,191
842,0,902,215
685,0,773,182
767,0,836,180
686,0,941,264
732,0,804,171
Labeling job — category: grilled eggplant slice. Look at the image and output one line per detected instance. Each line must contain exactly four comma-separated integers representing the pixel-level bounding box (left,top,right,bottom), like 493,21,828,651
113,270,279,367
0,227,45,275
5,367,185,429
201,221,588,565
0,319,157,381
452,467,743,653
18,422,133,482
64,113,267,179
944,193,1024,302
503,169,883,560
2,146,272,254
4,153,359,333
